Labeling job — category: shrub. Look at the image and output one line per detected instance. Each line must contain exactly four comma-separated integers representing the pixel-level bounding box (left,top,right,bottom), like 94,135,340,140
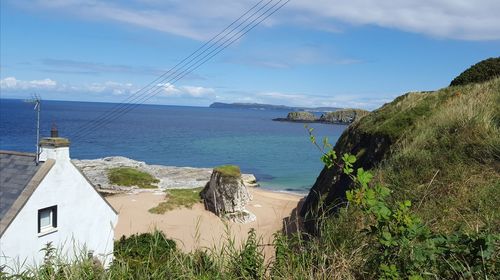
214,165,241,178
107,167,159,189
450,57,500,86
311,128,500,278
114,231,177,263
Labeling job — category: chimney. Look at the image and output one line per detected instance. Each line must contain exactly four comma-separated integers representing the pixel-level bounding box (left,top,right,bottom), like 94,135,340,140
39,125,71,162
50,123,59,138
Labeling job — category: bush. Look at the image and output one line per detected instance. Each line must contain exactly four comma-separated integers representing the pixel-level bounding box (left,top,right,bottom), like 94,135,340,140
107,167,159,189
114,231,176,264
214,165,241,178
450,57,500,86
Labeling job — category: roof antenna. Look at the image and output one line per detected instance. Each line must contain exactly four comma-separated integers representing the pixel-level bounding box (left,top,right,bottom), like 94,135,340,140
24,94,41,165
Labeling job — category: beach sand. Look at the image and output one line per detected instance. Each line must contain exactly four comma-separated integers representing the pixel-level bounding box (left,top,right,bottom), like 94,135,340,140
106,188,303,260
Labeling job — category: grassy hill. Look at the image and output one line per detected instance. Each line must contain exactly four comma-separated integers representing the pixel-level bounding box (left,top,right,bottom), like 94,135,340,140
297,77,499,278
302,77,500,232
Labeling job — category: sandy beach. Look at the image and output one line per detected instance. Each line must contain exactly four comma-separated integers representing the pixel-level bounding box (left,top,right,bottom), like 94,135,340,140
106,188,303,260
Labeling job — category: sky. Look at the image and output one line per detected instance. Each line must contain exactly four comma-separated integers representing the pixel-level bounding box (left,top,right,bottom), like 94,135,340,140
1,0,499,110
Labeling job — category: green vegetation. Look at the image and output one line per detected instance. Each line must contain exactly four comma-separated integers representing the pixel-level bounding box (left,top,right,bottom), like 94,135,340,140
107,167,159,189
450,57,500,86
4,66,499,279
8,230,266,279
286,111,316,121
149,188,203,214
343,158,498,278
319,108,369,123
298,77,500,278
214,165,241,178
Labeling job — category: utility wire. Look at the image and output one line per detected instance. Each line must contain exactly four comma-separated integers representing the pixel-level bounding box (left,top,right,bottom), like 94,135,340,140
72,0,289,142
71,0,278,140
73,0,282,139
71,0,270,138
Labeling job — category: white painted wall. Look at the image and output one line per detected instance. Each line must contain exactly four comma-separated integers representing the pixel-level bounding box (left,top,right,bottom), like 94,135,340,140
0,146,117,272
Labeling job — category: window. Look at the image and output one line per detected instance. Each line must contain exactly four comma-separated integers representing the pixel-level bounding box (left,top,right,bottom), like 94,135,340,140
38,205,57,233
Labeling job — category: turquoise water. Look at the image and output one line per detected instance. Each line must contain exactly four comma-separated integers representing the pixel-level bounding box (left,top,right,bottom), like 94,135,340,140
0,99,347,193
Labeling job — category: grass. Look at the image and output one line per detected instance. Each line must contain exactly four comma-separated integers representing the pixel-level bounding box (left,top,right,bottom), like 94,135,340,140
10,229,267,280
375,79,500,232
214,165,241,178
107,167,159,189
149,188,203,214
301,77,500,277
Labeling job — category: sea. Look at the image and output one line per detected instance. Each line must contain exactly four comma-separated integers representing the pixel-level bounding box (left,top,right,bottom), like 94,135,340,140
0,99,347,194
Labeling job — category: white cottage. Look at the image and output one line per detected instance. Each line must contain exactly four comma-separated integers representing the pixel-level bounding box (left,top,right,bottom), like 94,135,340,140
0,131,118,272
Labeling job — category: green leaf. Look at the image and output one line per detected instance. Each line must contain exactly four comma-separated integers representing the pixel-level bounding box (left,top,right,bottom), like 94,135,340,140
348,154,356,164
356,168,373,186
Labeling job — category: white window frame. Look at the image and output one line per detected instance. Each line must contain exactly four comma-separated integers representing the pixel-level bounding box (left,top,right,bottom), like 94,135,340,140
38,205,57,235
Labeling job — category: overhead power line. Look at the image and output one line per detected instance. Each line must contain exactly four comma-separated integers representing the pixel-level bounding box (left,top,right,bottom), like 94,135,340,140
71,0,269,137
71,0,290,141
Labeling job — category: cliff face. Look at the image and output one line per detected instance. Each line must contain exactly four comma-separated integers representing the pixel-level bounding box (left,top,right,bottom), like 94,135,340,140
286,111,317,122
301,78,500,233
300,118,393,229
319,109,369,123
274,109,370,124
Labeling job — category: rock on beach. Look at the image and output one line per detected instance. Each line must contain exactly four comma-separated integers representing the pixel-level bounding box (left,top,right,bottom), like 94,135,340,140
72,156,259,193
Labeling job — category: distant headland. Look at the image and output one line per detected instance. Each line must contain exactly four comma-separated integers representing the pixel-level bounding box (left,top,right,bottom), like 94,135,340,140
209,102,341,112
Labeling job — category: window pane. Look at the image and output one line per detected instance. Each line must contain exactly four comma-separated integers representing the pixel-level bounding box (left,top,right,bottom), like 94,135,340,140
40,209,51,228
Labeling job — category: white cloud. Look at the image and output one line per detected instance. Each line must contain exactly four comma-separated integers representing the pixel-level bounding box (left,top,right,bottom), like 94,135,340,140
0,76,393,109
182,85,215,97
84,81,136,95
215,90,392,110
0,77,58,90
289,0,500,40
254,91,390,110
158,83,215,98
0,76,214,99
224,44,363,69
0,76,138,95
17,0,500,40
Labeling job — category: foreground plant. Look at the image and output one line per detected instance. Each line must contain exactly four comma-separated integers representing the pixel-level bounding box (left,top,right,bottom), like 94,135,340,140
308,128,499,279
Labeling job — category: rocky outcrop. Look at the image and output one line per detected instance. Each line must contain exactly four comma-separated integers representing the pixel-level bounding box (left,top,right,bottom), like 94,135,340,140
72,157,258,193
300,101,413,233
273,109,369,124
273,111,317,123
241,174,259,188
300,91,440,233
319,109,369,123
286,111,317,122
300,123,392,233
201,165,256,223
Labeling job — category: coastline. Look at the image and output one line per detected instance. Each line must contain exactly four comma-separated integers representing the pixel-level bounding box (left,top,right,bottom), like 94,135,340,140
73,156,309,196
76,155,306,258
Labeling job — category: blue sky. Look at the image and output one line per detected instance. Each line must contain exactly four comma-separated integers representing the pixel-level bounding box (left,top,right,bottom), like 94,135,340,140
1,0,499,109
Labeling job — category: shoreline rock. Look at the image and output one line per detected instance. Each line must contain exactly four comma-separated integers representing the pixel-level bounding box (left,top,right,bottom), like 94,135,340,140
72,156,259,193
201,165,256,224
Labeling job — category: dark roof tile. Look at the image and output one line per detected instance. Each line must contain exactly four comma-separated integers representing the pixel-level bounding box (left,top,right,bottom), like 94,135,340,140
0,152,40,220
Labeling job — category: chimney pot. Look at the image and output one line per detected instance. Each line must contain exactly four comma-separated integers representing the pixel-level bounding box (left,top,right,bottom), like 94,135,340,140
51,123,59,138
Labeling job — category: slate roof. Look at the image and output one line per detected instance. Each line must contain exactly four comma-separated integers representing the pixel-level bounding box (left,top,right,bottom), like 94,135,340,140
0,151,40,219
0,151,55,236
